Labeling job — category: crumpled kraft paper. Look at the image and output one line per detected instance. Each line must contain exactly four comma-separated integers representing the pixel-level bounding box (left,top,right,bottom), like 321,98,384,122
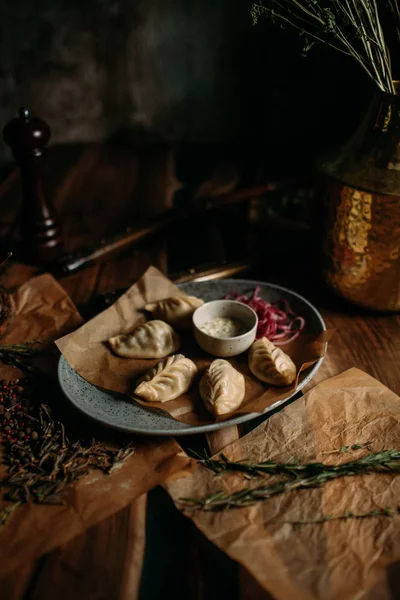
165,368,400,600
56,266,330,425
0,273,193,579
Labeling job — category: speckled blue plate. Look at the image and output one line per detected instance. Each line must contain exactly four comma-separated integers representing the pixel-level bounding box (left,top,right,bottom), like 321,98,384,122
58,279,326,436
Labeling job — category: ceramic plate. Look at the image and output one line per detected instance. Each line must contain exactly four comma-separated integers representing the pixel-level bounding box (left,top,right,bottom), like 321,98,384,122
58,279,326,436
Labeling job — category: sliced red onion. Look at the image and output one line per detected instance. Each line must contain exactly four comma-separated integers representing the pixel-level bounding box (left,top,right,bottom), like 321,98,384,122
225,289,306,345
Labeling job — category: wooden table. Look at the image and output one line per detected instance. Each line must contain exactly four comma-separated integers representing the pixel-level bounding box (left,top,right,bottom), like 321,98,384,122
1,142,400,600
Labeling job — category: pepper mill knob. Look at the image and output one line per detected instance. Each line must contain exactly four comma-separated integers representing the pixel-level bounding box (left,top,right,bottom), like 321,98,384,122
3,107,63,264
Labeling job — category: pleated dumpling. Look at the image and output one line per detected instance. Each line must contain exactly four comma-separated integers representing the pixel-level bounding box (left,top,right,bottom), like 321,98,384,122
199,359,245,416
249,338,296,386
134,354,197,402
109,320,180,359
145,295,204,330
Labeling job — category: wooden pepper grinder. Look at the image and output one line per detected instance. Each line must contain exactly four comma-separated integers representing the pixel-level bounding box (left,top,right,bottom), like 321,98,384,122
3,107,64,264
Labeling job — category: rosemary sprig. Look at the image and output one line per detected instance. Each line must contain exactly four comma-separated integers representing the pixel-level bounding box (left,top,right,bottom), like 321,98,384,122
340,442,372,453
0,340,42,373
251,1,398,93
182,450,400,511
322,442,373,455
285,506,400,526
191,443,375,478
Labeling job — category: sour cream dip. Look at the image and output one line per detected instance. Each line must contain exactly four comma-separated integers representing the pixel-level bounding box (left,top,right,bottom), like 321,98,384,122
200,317,246,339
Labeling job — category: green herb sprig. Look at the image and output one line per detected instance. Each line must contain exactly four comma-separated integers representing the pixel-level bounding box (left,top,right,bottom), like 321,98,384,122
190,442,374,479
182,450,400,511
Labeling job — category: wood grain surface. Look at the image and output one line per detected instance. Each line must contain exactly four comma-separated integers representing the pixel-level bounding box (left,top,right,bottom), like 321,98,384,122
1,142,399,600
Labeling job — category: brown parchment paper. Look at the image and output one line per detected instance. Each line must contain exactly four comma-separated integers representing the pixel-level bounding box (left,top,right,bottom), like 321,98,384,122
0,273,193,582
56,266,330,426
165,368,400,600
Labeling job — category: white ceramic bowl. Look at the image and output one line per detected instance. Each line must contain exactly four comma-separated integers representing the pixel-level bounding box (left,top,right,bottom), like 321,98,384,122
192,299,258,358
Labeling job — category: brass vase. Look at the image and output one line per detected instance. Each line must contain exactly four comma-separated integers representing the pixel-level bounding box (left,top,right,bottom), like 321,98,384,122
320,83,400,311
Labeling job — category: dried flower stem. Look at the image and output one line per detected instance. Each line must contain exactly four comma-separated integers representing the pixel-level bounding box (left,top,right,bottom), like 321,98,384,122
388,0,400,40
251,1,398,93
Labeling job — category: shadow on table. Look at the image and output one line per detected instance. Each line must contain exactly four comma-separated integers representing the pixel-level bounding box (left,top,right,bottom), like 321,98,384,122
140,487,240,600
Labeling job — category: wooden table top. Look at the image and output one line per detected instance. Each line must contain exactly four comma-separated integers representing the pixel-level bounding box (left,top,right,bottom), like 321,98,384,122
1,142,400,600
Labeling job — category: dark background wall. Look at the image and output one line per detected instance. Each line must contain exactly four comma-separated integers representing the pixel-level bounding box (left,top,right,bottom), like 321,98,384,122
0,0,383,167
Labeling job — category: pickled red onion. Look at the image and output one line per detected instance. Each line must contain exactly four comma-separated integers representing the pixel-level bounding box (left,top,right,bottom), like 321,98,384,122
225,286,305,345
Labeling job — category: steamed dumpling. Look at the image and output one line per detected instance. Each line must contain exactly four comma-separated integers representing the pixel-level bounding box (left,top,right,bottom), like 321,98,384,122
134,354,197,402
199,359,245,416
109,320,180,359
145,295,204,330
249,338,296,386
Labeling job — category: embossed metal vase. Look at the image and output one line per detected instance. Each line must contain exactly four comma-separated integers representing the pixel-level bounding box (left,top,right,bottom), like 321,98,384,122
320,83,400,311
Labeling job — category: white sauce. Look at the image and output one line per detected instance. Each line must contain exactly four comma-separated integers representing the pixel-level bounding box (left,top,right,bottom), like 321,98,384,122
200,317,246,338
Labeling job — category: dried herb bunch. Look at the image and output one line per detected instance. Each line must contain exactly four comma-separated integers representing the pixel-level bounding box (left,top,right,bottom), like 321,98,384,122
251,1,400,93
0,377,135,506
183,449,400,511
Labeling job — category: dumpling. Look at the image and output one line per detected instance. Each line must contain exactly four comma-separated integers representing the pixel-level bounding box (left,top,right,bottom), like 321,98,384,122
109,320,180,359
134,354,197,402
145,295,204,330
248,338,296,386
199,359,245,416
